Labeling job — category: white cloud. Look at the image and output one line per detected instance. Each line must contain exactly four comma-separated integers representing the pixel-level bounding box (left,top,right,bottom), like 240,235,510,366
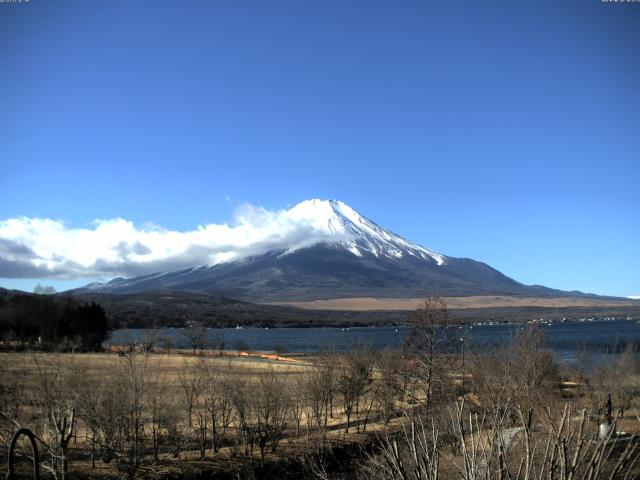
0,202,351,280
628,295,640,300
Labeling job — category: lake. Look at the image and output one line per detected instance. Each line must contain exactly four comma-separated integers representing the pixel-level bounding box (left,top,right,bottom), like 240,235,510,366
108,319,640,365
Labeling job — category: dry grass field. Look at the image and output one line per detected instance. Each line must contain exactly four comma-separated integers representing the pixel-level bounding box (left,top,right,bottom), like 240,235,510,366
0,350,311,391
0,349,404,479
270,295,640,311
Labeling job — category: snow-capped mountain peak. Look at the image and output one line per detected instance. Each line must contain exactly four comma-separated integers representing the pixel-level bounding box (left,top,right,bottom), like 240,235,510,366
286,199,445,265
73,199,574,300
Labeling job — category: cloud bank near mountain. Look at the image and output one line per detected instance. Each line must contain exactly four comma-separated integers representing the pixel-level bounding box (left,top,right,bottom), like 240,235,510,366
0,203,352,280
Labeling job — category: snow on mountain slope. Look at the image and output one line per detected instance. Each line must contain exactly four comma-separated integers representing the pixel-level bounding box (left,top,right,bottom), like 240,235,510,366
285,199,445,265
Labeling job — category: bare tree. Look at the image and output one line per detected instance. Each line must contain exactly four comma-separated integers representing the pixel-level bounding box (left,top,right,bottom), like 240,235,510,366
230,377,255,458
35,355,81,479
368,398,640,480
374,349,408,425
505,323,559,410
288,375,306,437
0,354,27,453
254,369,289,462
160,335,173,355
111,350,150,479
201,360,237,453
304,359,334,431
85,373,127,466
78,371,103,469
147,371,169,462
404,295,452,410
192,376,209,460
336,348,373,433
181,323,210,355
179,360,200,428
214,364,235,436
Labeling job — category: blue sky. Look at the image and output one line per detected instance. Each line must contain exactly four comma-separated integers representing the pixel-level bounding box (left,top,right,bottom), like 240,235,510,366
0,0,638,297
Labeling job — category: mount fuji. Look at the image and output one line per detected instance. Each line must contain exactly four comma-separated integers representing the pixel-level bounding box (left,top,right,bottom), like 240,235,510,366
75,199,577,301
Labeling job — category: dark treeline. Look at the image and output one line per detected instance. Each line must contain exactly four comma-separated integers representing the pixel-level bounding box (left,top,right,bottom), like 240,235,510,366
70,291,407,329
2,287,638,332
0,291,108,350
67,291,640,329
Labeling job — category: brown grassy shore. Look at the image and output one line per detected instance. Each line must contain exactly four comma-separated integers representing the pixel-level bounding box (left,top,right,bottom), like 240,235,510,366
269,295,640,311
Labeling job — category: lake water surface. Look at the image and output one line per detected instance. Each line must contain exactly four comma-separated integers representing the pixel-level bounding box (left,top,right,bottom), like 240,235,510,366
108,319,640,364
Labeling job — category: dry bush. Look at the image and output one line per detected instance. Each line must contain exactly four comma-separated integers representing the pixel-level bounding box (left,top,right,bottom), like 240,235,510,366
0,355,28,455
592,344,640,421
367,399,640,480
469,324,561,419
